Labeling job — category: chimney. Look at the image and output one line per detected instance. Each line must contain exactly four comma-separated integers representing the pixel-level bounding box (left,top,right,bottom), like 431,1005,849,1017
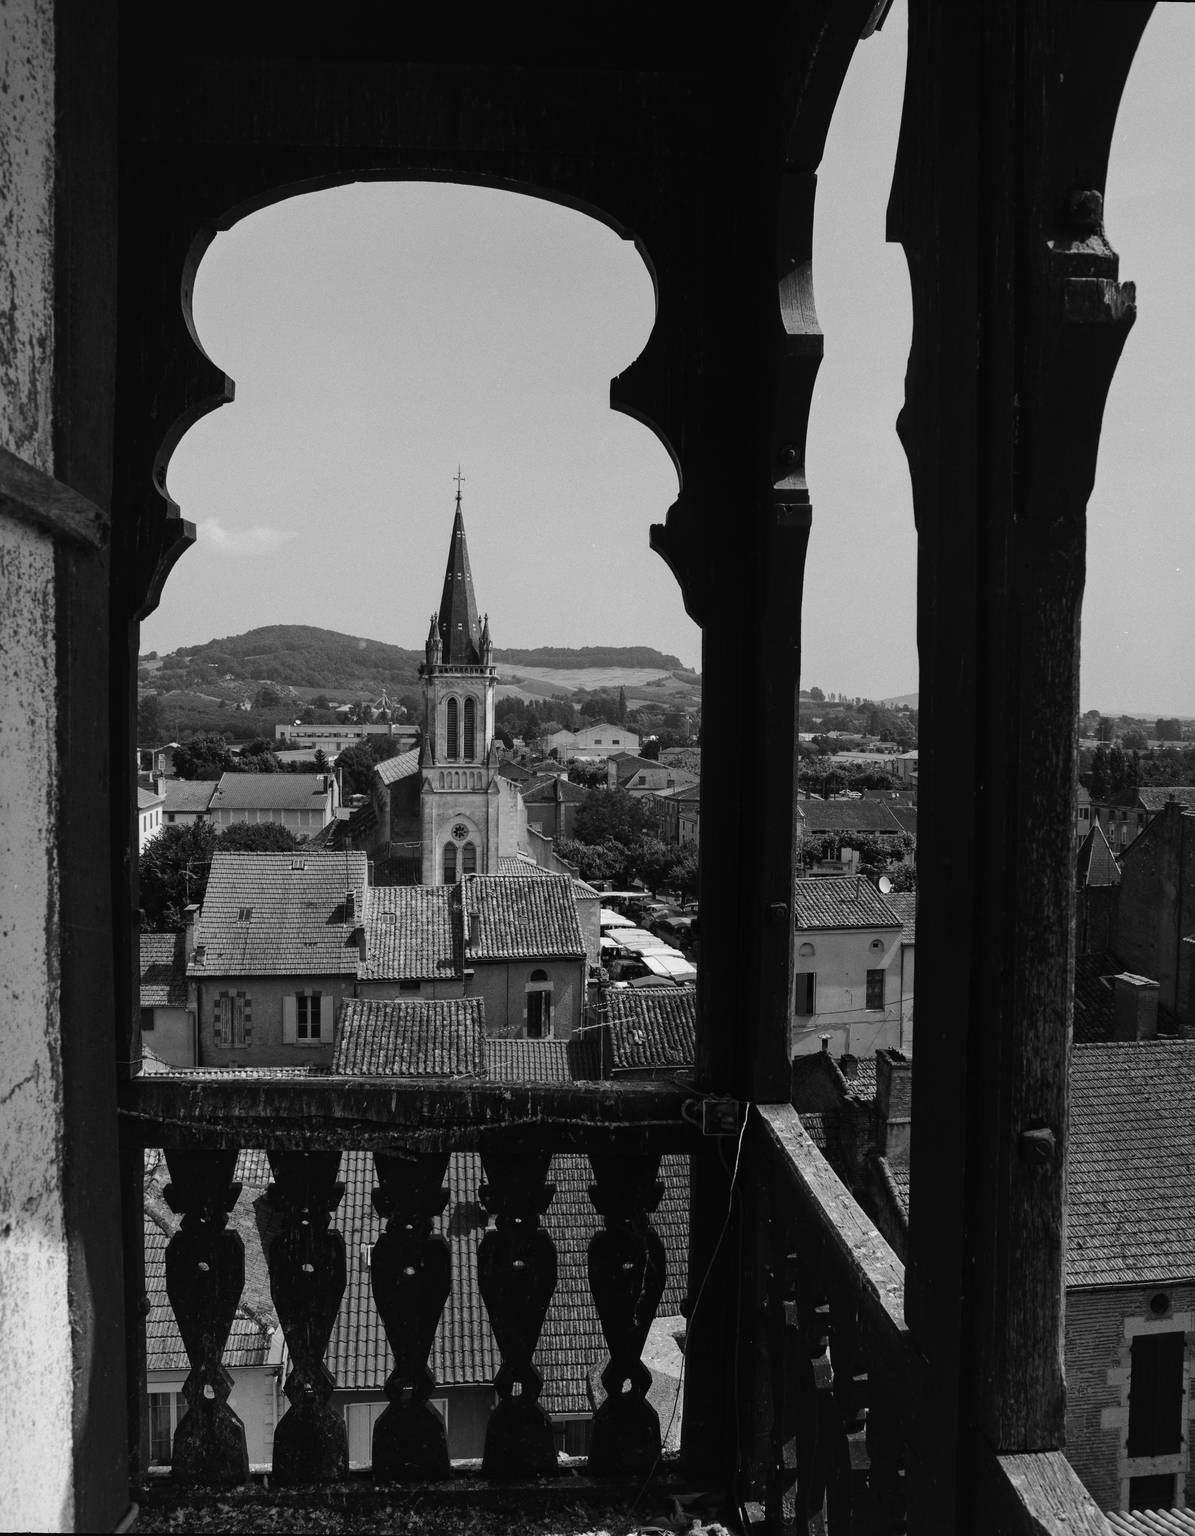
876,1048,912,1163
182,904,200,964
344,889,356,924
1111,973,1160,1041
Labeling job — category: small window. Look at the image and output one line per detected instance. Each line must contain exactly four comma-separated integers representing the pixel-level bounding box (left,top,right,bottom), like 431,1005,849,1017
1128,1473,1176,1512
446,697,460,759
148,1390,183,1465
237,906,253,921
140,1006,156,1032
795,973,816,1016
296,991,323,1041
866,969,885,1009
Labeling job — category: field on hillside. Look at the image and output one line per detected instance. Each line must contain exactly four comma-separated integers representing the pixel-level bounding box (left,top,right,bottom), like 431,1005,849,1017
497,665,679,691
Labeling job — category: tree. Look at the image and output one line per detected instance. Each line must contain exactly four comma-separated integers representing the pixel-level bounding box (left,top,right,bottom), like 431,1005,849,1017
523,710,542,747
640,737,661,761
566,759,608,789
139,822,218,929
216,823,301,853
618,686,627,726
1087,744,1110,800
337,742,381,797
173,733,235,780
808,686,825,703
137,693,166,742
313,748,329,773
637,836,678,895
574,788,658,848
1156,717,1184,742
554,838,630,887
670,847,700,903
1096,715,1116,743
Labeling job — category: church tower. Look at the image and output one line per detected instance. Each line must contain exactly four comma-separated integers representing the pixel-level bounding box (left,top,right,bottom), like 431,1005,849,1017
419,482,502,884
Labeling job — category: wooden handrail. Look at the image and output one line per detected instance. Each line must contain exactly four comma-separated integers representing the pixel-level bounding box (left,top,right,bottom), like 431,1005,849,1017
120,1074,697,1153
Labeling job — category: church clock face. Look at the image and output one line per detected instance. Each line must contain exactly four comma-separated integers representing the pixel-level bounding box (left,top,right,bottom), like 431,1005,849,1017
451,823,469,842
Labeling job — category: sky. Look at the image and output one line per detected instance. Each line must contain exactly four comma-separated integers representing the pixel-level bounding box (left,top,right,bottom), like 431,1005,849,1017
142,3,1193,714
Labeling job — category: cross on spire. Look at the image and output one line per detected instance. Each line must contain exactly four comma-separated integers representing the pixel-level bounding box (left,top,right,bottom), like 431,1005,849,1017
453,466,466,502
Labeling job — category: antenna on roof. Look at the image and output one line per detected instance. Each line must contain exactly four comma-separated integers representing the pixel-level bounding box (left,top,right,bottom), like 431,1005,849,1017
878,875,893,894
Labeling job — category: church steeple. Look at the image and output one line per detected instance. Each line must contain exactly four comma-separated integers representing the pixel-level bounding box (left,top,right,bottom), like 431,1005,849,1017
436,476,483,666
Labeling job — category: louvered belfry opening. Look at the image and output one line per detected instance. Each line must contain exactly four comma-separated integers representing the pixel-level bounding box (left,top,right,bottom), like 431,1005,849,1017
3,0,1149,1529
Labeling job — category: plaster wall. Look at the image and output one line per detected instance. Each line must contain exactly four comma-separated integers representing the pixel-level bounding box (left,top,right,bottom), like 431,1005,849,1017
466,958,585,1039
144,1006,196,1067
338,1385,493,1462
792,927,904,1058
1116,808,1195,1017
196,974,352,1067
0,5,76,1529
149,1366,278,1468
209,804,331,832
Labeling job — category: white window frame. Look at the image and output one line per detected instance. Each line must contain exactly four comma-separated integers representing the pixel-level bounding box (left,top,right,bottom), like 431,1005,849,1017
283,990,332,1044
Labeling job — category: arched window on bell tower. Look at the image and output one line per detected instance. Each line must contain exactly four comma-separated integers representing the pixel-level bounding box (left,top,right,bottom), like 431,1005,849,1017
443,842,458,883
463,696,476,759
446,697,460,759
461,841,477,875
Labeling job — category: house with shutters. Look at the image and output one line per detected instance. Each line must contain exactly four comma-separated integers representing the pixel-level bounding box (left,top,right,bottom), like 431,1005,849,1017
791,876,914,1058
188,851,368,1067
207,771,340,834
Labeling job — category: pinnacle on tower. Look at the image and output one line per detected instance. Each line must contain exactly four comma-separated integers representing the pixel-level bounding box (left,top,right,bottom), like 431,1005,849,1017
436,480,484,666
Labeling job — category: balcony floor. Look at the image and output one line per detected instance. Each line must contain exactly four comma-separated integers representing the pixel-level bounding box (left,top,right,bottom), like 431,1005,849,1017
133,1470,736,1535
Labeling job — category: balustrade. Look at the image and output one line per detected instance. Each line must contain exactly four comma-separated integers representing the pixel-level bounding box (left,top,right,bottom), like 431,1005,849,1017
123,1075,694,1490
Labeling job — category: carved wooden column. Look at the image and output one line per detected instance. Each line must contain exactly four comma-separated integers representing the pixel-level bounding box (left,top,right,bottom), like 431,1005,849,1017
477,1151,558,1477
585,1153,667,1475
265,1151,348,1483
370,1151,452,1481
162,1149,249,1486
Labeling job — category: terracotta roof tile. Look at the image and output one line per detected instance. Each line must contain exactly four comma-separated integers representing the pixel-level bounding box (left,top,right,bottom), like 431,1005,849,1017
797,800,904,834
883,892,916,943
1076,823,1121,888
606,987,695,1072
190,851,367,977
1136,786,1195,813
1067,1041,1195,1287
164,779,219,814
463,875,585,962
1105,1511,1195,1534
210,772,335,811
140,932,188,1008
333,998,485,1076
793,876,902,932
1073,954,1118,1043
374,749,421,787
361,885,459,981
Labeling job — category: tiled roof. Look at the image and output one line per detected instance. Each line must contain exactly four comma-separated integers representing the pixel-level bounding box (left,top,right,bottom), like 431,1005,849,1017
164,779,218,814
1137,786,1195,813
522,777,590,805
1073,954,1118,1042
190,851,367,977
361,885,459,981
661,781,700,804
497,855,552,877
1105,1511,1195,1534
140,932,188,1008
210,772,335,811
1067,1041,1195,1287
138,786,164,809
890,805,917,836
463,875,585,962
145,1215,273,1372
374,749,421,787
839,1056,878,1104
484,1038,577,1082
883,892,916,943
797,800,904,834
606,986,696,1072
1076,823,1121,888
333,997,484,1076
793,876,902,932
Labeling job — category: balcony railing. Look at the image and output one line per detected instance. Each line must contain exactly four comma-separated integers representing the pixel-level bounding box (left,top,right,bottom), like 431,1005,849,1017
120,1079,1111,1531
121,1075,697,1495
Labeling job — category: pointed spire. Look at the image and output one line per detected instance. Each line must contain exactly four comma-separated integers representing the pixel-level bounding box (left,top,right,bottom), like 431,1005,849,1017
436,481,483,666
425,612,442,668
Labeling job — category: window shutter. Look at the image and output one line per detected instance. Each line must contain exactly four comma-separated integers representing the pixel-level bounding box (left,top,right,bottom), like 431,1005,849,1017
319,993,333,1038
283,994,297,1045
240,992,253,1047
213,992,228,1047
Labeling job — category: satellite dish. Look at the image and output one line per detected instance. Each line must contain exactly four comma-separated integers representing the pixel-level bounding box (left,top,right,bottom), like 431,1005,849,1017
878,875,893,894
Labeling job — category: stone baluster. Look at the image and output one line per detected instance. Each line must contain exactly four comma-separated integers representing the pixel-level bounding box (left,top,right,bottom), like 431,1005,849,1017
370,1151,452,1481
477,1151,558,1477
585,1152,667,1475
265,1151,348,1483
162,1149,249,1486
